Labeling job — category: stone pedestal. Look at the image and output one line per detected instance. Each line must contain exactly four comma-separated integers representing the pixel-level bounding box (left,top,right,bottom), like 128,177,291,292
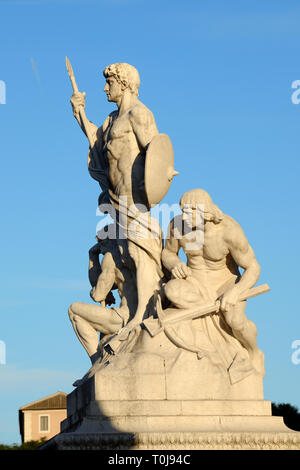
40,351,300,450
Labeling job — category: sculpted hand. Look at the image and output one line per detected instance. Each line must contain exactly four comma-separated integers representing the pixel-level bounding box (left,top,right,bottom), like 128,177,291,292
171,262,191,279
70,91,86,118
220,287,240,312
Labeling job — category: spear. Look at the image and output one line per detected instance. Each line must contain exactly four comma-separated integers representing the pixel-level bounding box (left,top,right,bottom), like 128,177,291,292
65,56,96,152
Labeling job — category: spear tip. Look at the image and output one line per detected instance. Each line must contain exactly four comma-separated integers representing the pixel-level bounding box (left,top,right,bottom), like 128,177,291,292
65,56,73,77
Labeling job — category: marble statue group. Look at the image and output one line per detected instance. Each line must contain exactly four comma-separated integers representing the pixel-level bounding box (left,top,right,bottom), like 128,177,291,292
37,59,300,450
66,60,269,398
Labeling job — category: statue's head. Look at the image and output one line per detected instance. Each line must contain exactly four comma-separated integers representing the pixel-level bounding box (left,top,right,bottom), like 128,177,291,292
103,63,140,101
179,189,223,226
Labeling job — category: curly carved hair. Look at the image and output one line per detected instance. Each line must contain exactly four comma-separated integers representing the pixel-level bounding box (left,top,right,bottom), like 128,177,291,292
103,63,140,96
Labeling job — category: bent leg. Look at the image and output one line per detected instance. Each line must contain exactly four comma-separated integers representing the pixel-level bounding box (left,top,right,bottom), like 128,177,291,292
223,301,265,375
68,302,123,363
164,278,203,309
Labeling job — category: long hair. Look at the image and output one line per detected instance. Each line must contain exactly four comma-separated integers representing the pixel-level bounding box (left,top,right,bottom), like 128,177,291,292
179,189,223,224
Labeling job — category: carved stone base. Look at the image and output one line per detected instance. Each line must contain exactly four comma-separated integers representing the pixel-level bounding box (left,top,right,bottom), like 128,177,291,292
39,335,300,451
38,374,300,450
41,430,300,450
41,388,300,450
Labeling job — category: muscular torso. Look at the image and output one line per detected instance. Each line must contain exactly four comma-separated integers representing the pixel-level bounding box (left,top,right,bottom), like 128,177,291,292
106,111,141,189
101,102,158,204
175,219,240,283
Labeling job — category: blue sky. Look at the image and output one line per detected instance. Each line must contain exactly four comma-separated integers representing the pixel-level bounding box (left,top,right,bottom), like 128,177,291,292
0,0,300,444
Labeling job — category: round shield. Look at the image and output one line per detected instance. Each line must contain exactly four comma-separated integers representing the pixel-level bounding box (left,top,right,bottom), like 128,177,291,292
145,133,178,207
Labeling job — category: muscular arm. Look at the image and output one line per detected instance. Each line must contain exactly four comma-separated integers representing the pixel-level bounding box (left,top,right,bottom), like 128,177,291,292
226,217,260,291
88,242,102,288
77,114,98,142
129,103,159,150
162,229,180,271
221,217,260,310
70,92,98,143
162,217,190,279
92,252,116,304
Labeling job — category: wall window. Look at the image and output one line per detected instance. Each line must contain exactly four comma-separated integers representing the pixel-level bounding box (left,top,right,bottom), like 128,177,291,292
39,415,50,432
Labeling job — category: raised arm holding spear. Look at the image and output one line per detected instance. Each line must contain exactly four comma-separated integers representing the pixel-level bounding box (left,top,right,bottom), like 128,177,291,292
66,57,97,149
66,57,109,193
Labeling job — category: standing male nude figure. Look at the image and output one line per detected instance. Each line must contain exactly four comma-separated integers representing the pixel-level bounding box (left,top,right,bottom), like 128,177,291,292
70,63,162,340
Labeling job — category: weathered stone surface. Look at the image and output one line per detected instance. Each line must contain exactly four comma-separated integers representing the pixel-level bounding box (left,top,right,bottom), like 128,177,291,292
42,61,300,452
41,430,300,450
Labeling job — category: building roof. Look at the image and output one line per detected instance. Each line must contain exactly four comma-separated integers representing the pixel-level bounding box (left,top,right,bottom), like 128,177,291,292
19,391,67,411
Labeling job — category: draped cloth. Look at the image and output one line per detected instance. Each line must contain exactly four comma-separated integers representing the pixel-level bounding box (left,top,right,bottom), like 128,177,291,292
85,140,253,384
162,269,255,384
86,125,163,278
108,190,164,280
87,140,110,193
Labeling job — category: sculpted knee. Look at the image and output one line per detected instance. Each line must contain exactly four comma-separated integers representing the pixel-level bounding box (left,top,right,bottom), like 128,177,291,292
68,302,80,320
224,310,246,332
164,280,180,304
68,305,74,321
223,301,248,331
164,279,196,308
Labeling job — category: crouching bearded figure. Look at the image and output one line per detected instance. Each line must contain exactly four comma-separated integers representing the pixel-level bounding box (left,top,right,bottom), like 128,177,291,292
161,189,265,377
